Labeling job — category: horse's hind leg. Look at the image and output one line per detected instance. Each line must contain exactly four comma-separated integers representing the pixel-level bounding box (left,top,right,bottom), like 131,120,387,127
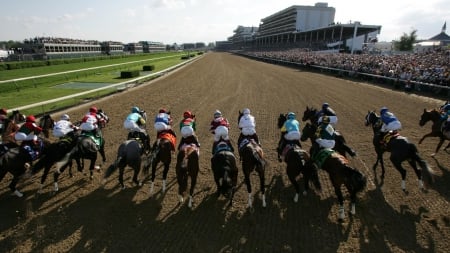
333,182,345,221
407,160,423,189
10,175,23,197
258,166,266,207
188,168,199,208
390,158,407,191
161,163,170,193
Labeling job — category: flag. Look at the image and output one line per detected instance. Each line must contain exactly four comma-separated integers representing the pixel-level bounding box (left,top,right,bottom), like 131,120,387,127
442,21,447,33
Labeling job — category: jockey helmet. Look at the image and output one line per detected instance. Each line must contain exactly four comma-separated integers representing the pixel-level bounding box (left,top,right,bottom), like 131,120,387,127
243,108,250,115
159,108,167,113
322,103,329,110
380,107,388,115
214,110,222,118
183,111,192,119
322,115,331,124
0,108,6,115
61,114,70,121
26,115,36,123
89,106,98,113
132,106,140,113
287,112,296,119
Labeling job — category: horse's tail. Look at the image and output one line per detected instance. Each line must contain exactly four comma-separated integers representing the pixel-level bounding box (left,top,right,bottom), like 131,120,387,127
348,166,367,193
104,156,123,179
409,143,437,186
251,145,265,167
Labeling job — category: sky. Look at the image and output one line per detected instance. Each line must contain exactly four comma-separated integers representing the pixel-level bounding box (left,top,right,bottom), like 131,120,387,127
1,0,448,45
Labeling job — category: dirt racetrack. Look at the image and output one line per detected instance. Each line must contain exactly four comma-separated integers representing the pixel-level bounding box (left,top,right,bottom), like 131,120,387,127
1,52,449,253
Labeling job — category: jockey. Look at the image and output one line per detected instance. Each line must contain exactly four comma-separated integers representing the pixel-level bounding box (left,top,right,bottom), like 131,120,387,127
237,108,260,147
15,115,42,143
210,110,234,154
313,115,336,155
277,112,301,162
317,102,338,125
178,110,200,150
154,108,176,136
80,106,103,137
153,108,176,151
124,106,150,150
53,113,77,138
380,107,402,133
440,104,450,131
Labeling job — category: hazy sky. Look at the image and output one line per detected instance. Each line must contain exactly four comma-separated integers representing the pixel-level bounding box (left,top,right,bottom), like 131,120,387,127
1,0,448,44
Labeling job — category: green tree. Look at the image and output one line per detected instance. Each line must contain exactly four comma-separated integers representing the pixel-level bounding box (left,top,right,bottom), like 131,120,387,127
393,30,417,51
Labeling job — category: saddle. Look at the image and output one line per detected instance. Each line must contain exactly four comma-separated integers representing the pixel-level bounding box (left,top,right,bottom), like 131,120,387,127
380,131,400,148
313,148,340,169
214,141,233,154
81,131,103,147
280,143,301,162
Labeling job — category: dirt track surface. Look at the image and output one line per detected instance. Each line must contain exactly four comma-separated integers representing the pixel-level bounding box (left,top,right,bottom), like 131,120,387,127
1,52,449,253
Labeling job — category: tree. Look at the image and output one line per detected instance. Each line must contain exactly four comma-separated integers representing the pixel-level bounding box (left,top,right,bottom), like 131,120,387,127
393,30,417,51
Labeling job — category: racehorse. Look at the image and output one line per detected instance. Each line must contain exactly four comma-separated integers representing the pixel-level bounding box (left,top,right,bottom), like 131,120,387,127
53,134,106,191
102,139,145,189
238,138,267,208
300,107,357,157
300,123,367,220
0,147,33,197
418,108,450,156
175,144,199,207
143,131,175,195
29,132,79,191
211,147,238,207
0,135,52,197
39,114,55,139
364,110,436,191
282,143,322,203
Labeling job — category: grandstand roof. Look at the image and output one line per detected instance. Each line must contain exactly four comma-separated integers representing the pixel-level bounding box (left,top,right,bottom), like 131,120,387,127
428,32,450,41
294,22,381,41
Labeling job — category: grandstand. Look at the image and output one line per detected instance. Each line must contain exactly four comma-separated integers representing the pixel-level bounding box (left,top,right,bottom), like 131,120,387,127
216,2,381,53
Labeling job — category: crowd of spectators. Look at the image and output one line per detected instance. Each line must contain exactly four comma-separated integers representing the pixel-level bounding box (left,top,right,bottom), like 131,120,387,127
243,48,450,89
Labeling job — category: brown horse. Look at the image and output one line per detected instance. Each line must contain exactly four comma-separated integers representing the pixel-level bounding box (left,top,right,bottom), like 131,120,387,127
39,114,55,139
211,149,238,207
1,110,24,146
144,131,175,196
175,144,199,207
301,123,367,221
419,108,450,156
239,138,267,208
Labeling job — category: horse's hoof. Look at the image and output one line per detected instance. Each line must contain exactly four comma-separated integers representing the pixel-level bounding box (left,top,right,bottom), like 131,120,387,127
13,190,23,197
430,153,436,157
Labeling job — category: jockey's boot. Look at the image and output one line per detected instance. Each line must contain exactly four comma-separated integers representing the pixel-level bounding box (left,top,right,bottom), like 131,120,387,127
211,142,217,155
227,141,235,153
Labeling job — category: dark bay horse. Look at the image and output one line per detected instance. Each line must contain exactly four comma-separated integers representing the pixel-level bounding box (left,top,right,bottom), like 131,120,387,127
144,131,175,195
211,149,238,207
238,138,267,208
175,144,199,207
300,123,367,220
0,147,33,197
53,134,106,191
39,114,55,139
300,106,356,157
29,132,79,191
418,108,450,156
282,144,321,203
365,111,436,191
102,139,144,189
